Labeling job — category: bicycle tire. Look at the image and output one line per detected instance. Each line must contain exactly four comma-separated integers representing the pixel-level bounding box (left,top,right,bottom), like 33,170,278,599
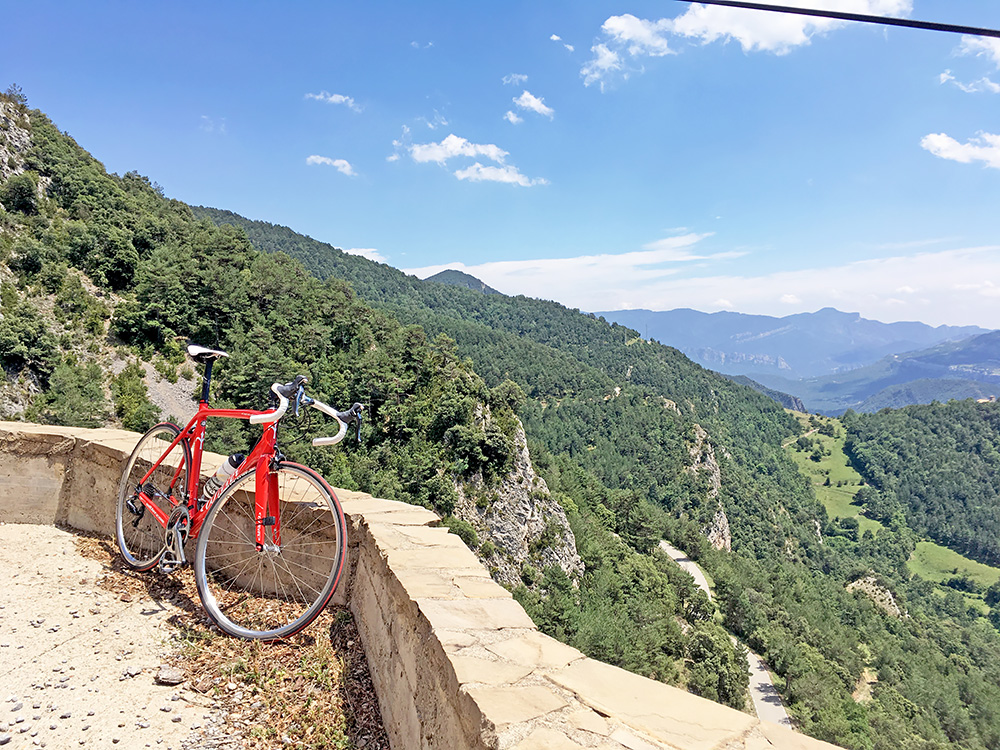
193,462,347,640
116,422,190,571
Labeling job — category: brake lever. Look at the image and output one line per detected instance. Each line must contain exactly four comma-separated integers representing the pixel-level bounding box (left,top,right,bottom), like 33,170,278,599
336,403,365,441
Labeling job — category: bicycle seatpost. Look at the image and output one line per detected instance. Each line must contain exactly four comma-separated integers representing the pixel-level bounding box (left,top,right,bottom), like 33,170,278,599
200,360,214,404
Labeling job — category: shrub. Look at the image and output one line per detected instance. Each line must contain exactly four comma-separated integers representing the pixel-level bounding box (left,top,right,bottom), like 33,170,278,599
0,171,38,214
112,360,161,432
440,515,479,549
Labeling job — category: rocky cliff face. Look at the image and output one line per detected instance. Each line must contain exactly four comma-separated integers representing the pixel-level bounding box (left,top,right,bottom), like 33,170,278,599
688,423,732,552
454,408,583,588
846,575,905,618
0,99,31,185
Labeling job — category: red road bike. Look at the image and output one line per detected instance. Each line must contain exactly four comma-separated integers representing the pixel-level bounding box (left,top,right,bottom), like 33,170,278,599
115,344,363,640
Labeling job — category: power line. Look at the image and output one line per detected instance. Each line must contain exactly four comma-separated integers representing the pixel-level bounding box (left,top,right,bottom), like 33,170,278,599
672,0,1000,39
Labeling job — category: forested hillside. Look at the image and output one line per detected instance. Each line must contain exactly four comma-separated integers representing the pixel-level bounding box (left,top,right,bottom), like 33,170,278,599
0,92,747,714
197,207,1000,750
844,400,1000,566
7,91,1000,749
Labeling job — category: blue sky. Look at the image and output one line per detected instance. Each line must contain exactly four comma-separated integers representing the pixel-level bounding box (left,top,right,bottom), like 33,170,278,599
6,1,1000,326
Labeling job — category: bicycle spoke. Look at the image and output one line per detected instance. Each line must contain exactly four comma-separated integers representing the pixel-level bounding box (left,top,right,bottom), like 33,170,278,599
194,463,346,639
116,424,187,571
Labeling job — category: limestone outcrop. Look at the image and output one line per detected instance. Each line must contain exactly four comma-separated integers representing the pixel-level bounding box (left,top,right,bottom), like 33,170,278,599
688,423,732,552
454,410,583,587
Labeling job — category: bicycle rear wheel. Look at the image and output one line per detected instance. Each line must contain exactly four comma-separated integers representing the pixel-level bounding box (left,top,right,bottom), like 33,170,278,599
116,422,189,571
193,462,347,640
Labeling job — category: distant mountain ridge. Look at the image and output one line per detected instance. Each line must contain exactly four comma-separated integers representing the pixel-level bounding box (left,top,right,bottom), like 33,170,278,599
757,330,1000,414
596,307,990,381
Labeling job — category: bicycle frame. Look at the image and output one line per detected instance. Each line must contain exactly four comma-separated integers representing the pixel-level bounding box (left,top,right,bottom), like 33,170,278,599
129,401,281,545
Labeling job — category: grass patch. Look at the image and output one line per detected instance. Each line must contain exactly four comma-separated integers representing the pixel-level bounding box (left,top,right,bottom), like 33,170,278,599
75,532,388,750
908,540,1000,589
784,412,883,536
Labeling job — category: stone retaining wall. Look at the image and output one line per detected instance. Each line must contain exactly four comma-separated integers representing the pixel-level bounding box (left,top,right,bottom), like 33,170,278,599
0,422,836,750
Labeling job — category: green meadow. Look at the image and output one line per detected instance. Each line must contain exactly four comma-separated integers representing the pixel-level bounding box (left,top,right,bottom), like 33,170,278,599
785,411,1000,593
784,412,883,536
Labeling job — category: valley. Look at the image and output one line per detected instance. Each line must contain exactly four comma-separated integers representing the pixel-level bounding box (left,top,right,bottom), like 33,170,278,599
6,91,1000,749
785,410,1000,616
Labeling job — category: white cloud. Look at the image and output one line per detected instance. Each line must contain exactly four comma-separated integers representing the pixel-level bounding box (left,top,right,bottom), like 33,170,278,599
404,133,546,186
513,90,554,118
582,43,623,89
405,239,1000,328
408,134,508,165
407,233,713,295
921,132,1000,169
306,155,357,176
199,116,226,134
503,73,528,86
669,0,912,54
957,36,1000,69
453,163,548,187
504,111,524,125
345,247,386,263
422,111,449,130
550,33,575,52
780,294,802,304
602,14,673,57
305,91,362,112
939,68,1000,94
583,2,913,87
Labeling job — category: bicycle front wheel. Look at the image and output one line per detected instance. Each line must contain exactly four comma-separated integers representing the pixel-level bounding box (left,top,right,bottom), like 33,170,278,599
116,422,189,571
193,462,347,639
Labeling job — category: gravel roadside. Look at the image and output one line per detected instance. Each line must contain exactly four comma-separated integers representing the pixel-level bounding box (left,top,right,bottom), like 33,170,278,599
0,523,230,750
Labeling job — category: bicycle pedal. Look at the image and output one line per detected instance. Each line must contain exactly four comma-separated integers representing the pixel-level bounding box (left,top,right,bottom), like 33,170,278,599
158,557,185,574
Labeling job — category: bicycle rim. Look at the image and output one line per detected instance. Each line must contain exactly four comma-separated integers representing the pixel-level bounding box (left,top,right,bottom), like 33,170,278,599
116,422,189,570
194,463,346,640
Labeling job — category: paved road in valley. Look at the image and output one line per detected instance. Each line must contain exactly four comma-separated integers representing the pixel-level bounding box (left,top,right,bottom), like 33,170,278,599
659,540,794,729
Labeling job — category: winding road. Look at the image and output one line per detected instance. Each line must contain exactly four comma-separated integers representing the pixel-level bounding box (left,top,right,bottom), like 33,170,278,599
659,540,794,729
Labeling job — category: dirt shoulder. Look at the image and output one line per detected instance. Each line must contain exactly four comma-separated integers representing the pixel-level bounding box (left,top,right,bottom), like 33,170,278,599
0,523,215,749
0,524,388,750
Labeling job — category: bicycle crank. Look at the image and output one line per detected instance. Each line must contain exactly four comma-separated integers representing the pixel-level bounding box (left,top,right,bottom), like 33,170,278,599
160,505,191,574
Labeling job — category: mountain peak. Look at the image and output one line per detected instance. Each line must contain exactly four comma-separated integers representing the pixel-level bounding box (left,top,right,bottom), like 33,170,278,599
424,269,503,295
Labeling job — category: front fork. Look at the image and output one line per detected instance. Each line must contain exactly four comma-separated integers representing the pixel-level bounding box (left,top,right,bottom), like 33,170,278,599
254,454,283,552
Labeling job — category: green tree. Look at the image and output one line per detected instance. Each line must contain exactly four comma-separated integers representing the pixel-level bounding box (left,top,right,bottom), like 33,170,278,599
0,172,39,215
112,361,161,432
30,360,107,427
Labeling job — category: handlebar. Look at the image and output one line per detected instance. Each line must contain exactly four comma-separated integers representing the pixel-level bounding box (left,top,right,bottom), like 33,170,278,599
249,376,364,446
249,383,290,424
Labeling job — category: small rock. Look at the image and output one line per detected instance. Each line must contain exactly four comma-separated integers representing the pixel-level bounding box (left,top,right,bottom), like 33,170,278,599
155,666,184,686
0,734,9,746
9,704,20,713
